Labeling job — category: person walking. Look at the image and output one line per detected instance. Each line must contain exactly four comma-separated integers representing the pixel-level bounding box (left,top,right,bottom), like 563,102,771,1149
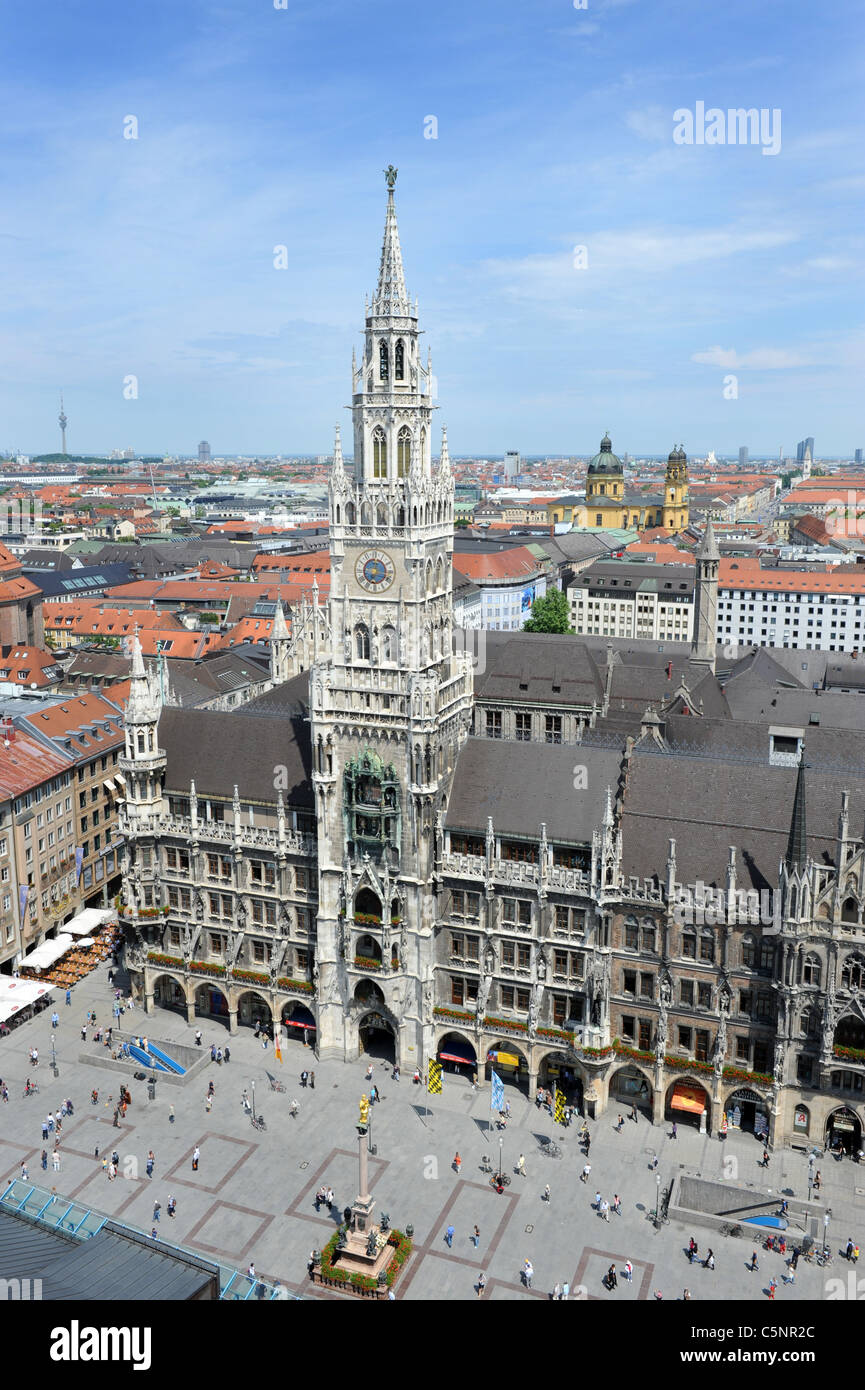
704,1248,715,1271
365,1064,373,1081
224,1046,230,1064
581,1163,591,1183
768,1277,777,1300
846,1237,855,1262
205,1094,212,1113
169,1105,175,1124
552,1282,560,1302
472,1225,480,1248
749,1250,759,1272
309,1071,315,1089
301,1070,308,1089
476,1272,486,1298
153,1201,161,1223
543,1184,551,1204
688,1237,697,1263
52,1148,60,1172
41,1149,48,1170
594,1190,602,1210
671,1122,678,1140
606,1263,617,1290
616,1115,624,1132
523,1259,534,1288
652,1153,659,1170
762,1149,770,1168
192,1145,200,1171
561,1280,570,1301
146,1151,154,1178
630,1103,638,1122
624,1261,633,1283
453,1152,462,1174
65,988,71,1006
42,1120,49,1142
516,1154,526,1178
195,1029,202,1046
613,1194,622,1214
683,1288,691,1301
790,1248,800,1272
601,1199,610,1222
445,1225,455,1248
814,1170,822,1191
167,1196,176,1218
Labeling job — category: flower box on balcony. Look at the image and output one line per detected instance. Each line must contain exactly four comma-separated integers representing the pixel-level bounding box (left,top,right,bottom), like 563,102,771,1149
483,1014,528,1034
578,1044,615,1058
189,960,226,977
146,952,184,970
433,1006,476,1024
233,969,270,985
664,1055,714,1075
722,1065,773,1084
537,1026,575,1044
613,1040,655,1063
353,912,382,926
353,955,382,972
833,1045,865,1063
277,977,315,994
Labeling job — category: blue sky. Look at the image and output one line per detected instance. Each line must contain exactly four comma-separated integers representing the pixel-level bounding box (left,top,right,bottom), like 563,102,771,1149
0,0,862,457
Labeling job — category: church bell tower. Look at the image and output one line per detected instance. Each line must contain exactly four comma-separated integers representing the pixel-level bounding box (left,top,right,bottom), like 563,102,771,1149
310,168,474,1062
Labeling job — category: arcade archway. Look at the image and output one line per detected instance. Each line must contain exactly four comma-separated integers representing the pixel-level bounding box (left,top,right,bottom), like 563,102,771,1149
825,1106,862,1155
358,1009,396,1063
610,1064,652,1116
281,1001,316,1048
151,973,187,1017
194,981,230,1026
665,1078,710,1130
437,1031,477,1080
237,990,272,1032
485,1039,529,1094
538,1050,584,1109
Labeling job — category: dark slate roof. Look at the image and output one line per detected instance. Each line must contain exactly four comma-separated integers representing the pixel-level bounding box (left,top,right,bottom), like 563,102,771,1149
0,1210,216,1300
447,737,623,843
164,651,270,708
159,671,313,806
473,632,605,707
30,563,134,599
619,733,865,890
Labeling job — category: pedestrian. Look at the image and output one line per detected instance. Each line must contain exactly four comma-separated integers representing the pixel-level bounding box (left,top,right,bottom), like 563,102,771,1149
168,1196,176,1218
523,1259,533,1288
853,1246,860,1265
472,1224,480,1247
688,1237,697,1263
65,988,71,1006
630,1103,638,1122
365,1064,373,1081
445,1225,455,1248
242,1090,250,1113
453,1152,462,1174
413,1068,420,1084
561,1281,570,1300
150,1228,158,1241
704,1248,714,1271
616,1115,624,1132
846,1237,855,1261
326,1187,334,1209
814,1170,822,1191
552,1282,560,1301
310,1071,315,1089
768,1277,777,1300
594,1190,602,1210
192,1145,200,1171
205,1094,212,1113
671,1122,677,1140
42,1121,49,1141
476,1272,486,1298
41,1149,47,1170
81,1025,87,1042
52,1149,60,1172
146,1151,154,1177
780,1198,789,1217
581,1163,591,1183
153,1201,161,1222
606,1263,617,1290
749,1250,759,1272
683,1288,691,1301
791,1249,800,1272
516,1154,526,1178
301,1070,308,1088
624,1261,633,1282
224,1046,230,1063
112,1107,119,1128
613,1193,622,1214
371,1085,380,1105
601,1199,610,1222
585,1135,591,1156
195,1029,202,1046
169,1105,175,1124
247,1263,256,1283
210,1044,216,1062
543,1184,551,1203
652,1154,659,1170
51,1011,58,1029
784,1266,796,1286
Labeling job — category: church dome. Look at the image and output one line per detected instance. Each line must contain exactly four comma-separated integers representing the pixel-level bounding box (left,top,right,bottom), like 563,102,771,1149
586,433,624,476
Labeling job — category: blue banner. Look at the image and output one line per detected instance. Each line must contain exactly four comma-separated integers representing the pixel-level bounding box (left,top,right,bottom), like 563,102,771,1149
75,846,84,883
491,1070,504,1112
18,884,28,922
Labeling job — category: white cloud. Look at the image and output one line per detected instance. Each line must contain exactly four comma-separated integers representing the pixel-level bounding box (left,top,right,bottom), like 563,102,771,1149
691,346,812,370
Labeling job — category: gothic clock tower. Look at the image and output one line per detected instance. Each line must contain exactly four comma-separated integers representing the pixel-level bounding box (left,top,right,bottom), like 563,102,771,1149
310,169,474,1062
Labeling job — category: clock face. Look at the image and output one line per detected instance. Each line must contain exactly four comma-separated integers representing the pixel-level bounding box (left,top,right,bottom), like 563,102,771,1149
355,548,395,593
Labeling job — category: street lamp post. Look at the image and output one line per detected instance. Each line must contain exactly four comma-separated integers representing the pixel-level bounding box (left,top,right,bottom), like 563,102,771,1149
498,1135,504,1186
824,1207,831,1255
50,1036,58,1078
251,1080,256,1124
807,1153,815,1203
654,1172,661,1229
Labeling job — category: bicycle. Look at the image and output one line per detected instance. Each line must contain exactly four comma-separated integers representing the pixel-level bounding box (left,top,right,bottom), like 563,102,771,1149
22,1085,40,1098
719,1223,742,1239
540,1141,563,1159
251,1115,267,1132
269,1079,286,1093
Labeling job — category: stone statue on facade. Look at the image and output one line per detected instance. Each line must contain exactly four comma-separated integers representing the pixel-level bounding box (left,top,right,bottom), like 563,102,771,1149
477,974,491,1019
773,1040,785,1085
537,950,547,983
714,1010,727,1075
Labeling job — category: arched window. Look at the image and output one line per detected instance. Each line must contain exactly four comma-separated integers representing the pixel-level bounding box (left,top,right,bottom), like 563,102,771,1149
381,626,396,661
376,502,387,528
759,939,774,973
335,504,341,524
435,557,443,591
346,501,356,525
700,929,715,964
802,954,821,987
395,340,404,380
136,731,146,755
842,953,865,989
372,428,387,480
397,427,411,478
396,505,405,527
624,916,639,950
800,1005,820,1038
379,340,389,382
742,933,756,968
355,625,370,661
842,898,859,924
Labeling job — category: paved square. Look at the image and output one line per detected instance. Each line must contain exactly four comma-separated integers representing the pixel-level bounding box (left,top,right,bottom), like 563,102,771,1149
3,957,864,1300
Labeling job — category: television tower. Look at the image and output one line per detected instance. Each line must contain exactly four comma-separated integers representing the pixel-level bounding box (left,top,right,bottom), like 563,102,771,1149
58,394,68,455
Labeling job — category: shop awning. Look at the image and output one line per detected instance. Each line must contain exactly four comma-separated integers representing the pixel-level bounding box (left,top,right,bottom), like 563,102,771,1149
438,1048,476,1065
283,1017,316,1030
487,1050,521,1068
671,1084,707,1115
0,977,56,1022
20,934,75,972
64,907,114,937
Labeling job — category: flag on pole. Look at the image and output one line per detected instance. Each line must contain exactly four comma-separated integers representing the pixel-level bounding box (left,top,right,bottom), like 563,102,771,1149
554,1086,567,1126
274,1028,283,1064
427,1059,442,1094
491,1069,504,1112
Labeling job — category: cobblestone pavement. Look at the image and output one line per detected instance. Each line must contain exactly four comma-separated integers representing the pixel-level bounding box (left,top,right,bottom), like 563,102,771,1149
2,962,863,1300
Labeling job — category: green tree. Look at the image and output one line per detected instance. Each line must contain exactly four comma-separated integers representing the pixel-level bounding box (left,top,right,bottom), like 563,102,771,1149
523,588,573,634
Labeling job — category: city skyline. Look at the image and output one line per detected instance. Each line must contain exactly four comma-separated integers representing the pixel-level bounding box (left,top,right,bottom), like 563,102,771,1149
0,0,861,455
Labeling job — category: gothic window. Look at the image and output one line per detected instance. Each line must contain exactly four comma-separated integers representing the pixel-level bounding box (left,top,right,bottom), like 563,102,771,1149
395,339,405,380
381,626,396,661
842,953,865,989
355,624,370,661
435,557,443,591
379,340,389,382
759,939,775,973
700,930,715,963
802,954,821,987
346,501,356,525
742,933,757,968
396,505,405,526
376,502,387,528
335,504,341,524
372,428,387,480
842,898,859,924
397,427,411,478
420,426,426,467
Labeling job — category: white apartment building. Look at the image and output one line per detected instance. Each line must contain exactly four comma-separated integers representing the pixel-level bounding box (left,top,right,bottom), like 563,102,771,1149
568,563,695,641
716,560,865,653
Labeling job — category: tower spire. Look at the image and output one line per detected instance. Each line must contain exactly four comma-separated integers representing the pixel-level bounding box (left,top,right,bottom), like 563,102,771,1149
58,393,68,456
785,749,807,870
372,166,410,318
